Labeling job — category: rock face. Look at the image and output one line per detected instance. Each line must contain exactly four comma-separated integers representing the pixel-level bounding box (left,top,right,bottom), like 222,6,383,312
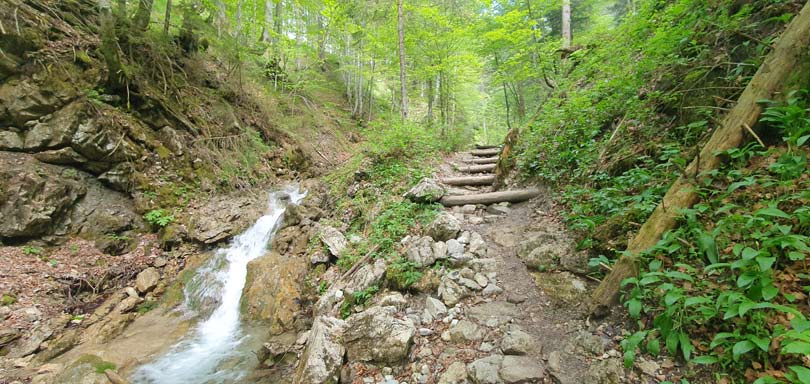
344,306,416,364
405,178,446,203
404,236,439,267
294,316,346,384
241,251,307,334
188,192,266,244
427,212,462,241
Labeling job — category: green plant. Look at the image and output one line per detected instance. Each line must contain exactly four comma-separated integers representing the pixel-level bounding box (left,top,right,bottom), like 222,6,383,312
144,209,174,228
386,257,424,290
136,300,159,314
93,360,117,374
339,285,379,319
22,246,43,256
1,293,16,306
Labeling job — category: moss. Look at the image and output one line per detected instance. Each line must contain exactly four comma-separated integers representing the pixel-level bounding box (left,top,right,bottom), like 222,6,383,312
1,293,16,306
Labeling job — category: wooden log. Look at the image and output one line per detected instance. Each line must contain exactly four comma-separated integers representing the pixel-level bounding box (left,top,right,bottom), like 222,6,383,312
440,189,541,206
457,164,497,174
470,148,501,157
589,1,810,317
441,175,495,186
464,157,499,164
475,144,502,150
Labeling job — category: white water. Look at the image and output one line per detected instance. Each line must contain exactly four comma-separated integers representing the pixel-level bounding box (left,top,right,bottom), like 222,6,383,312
132,185,306,384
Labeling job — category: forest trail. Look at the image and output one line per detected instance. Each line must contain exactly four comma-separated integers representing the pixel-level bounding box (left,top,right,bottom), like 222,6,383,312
412,149,671,384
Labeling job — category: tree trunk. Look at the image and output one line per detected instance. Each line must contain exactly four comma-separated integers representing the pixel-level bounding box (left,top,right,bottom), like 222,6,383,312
115,0,126,24
261,0,272,41
562,0,571,48
440,189,541,207
273,0,282,41
441,176,495,186
99,0,125,91
397,0,408,119
457,164,497,174
163,0,171,34
133,0,153,32
589,1,810,316
427,76,434,125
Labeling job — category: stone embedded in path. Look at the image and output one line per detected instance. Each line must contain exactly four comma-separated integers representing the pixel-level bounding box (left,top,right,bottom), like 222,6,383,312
468,301,519,327
447,320,484,343
134,267,160,293
486,205,510,215
439,277,470,307
467,355,503,384
425,297,448,319
499,356,545,383
439,361,468,384
501,329,535,355
344,306,415,364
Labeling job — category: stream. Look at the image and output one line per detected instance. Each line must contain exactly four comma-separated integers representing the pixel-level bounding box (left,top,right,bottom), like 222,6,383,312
130,185,306,384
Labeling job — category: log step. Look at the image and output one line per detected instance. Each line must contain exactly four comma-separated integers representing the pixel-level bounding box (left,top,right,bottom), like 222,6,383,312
441,175,495,186
457,164,496,174
475,144,502,150
464,156,499,165
470,148,501,157
439,189,541,206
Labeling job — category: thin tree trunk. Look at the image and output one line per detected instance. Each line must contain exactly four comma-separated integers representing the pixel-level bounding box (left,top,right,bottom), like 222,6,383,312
589,1,810,316
163,0,171,34
426,76,434,125
273,0,282,41
133,0,154,32
562,0,571,48
397,0,408,119
115,0,127,24
261,0,272,41
99,0,125,91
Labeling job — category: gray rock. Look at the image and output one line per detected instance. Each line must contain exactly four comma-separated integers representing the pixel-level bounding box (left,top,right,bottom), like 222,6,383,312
481,284,503,297
310,250,330,264
0,78,64,126
438,277,469,307
0,130,23,150
34,147,89,165
447,239,465,259
582,358,624,384
134,267,160,293
506,293,527,304
6,322,53,358
157,126,185,156
405,236,437,267
439,361,469,384
501,329,535,355
0,327,21,347
152,257,168,268
433,241,448,260
319,225,348,258
425,297,448,319
461,205,477,214
458,231,471,244
486,205,510,215
521,244,560,269
467,355,504,384
427,212,462,242
516,232,557,260
636,358,659,376
294,316,346,384
499,356,544,383
405,178,446,203
467,302,518,327
559,251,590,274
98,163,133,192
467,233,487,257
473,273,488,288
459,277,482,291
448,320,483,343
23,101,82,150
114,296,142,313
344,306,415,364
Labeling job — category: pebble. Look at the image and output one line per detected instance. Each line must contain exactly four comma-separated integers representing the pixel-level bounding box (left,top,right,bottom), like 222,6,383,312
419,328,434,336
473,273,488,287
124,287,139,298
152,256,168,268
481,284,503,296
506,293,527,304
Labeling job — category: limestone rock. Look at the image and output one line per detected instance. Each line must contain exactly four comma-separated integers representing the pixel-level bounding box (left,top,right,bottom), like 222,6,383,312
439,277,469,307
23,101,83,150
0,130,23,150
433,241,448,260
319,225,348,258
188,192,264,244
499,356,544,383
405,178,446,203
428,212,462,242
439,361,469,384
405,236,437,267
425,297,448,319
294,316,346,384
0,78,64,127
467,355,503,384
448,320,484,343
582,358,624,384
6,322,53,358
344,306,415,364
242,251,307,334
134,267,160,293
501,329,535,355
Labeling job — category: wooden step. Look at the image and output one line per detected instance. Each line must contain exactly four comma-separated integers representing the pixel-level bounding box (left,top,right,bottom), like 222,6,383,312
457,164,496,174
439,189,541,206
470,148,501,157
475,144,502,150
463,156,499,165
441,175,495,186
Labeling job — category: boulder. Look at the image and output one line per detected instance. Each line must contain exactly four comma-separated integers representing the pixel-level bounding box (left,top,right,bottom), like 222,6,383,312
405,178,446,203
294,316,346,384
71,119,140,163
23,101,83,150
0,130,24,150
501,329,535,355
467,355,504,384
427,212,462,241
0,78,64,127
34,147,89,165
439,361,469,384
188,192,265,244
6,322,54,358
499,356,545,383
134,267,160,293
344,306,415,364
447,320,484,343
404,236,436,267
438,277,469,307
520,244,560,269
242,251,307,334
318,225,347,258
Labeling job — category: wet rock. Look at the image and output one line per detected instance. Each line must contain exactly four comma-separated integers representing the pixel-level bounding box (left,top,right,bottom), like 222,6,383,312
405,236,437,267
405,178,446,203
242,251,307,334
188,193,265,244
582,358,624,384
501,329,535,355
104,370,129,384
467,355,503,384
134,267,160,293
318,225,347,258
294,316,346,384
447,320,484,343
439,361,469,384
427,212,462,242
499,356,544,383
344,306,415,364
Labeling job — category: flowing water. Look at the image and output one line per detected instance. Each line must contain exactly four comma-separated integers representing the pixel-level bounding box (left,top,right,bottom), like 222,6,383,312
131,185,306,384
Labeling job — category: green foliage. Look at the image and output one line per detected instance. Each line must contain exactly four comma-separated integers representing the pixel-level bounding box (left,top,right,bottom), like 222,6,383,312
386,257,424,290
22,246,43,256
144,209,174,228
1,293,16,306
339,285,380,319
92,360,117,374
136,300,159,314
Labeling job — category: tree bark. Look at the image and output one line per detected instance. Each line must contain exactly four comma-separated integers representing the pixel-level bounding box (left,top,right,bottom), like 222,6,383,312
163,0,171,34
457,164,497,174
589,1,810,316
99,0,125,91
261,0,272,41
397,0,408,119
562,0,572,48
441,176,495,186
440,189,541,206
133,0,153,32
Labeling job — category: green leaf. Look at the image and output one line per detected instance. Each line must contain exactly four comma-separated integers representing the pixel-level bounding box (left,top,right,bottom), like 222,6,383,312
649,259,662,271
788,251,806,261
788,366,810,383
697,232,718,264
665,290,683,306
756,207,792,219
639,275,662,285
791,318,810,332
798,134,810,146
666,331,680,356
646,338,661,356
684,296,711,307
690,355,718,365
737,271,758,288
679,332,693,361
756,256,776,271
750,336,770,352
664,271,694,282
627,299,642,319
732,340,755,360
623,350,635,369
742,247,759,260
782,341,810,355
